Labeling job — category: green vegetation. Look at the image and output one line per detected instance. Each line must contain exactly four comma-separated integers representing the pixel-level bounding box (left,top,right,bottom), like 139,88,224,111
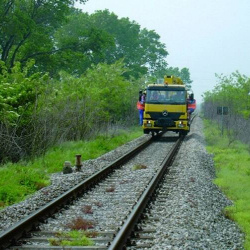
54,9,169,79
0,1,192,215
0,60,48,125
49,230,94,247
1,1,193,164
1,1,169,78
132,164,147,171
203,119,250,249
0,127,142,208
203,72,250,119
0,60,141,163
0,0,88,72
150,66,193,90
203,72,250,145
202,71,250,248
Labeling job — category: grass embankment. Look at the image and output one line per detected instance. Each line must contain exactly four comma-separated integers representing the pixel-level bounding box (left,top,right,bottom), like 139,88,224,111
0,127,142,208
203,120,250,249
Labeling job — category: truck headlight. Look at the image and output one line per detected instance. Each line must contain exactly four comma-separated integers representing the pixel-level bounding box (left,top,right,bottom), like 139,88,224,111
146,121,152,127
178,121,185,128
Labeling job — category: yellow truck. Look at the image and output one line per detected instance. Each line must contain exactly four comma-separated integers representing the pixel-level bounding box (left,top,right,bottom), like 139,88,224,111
143,75,190,136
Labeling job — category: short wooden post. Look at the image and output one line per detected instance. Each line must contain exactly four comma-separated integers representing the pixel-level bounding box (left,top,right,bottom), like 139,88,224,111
75,154,82,171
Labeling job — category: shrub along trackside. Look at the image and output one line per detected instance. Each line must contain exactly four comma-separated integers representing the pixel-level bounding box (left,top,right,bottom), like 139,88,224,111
0,60,142,164
0,127,142,208
203,119,250,249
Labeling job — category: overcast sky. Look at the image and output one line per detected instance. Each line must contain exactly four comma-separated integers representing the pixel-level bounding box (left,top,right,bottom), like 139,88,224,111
76,0,250,103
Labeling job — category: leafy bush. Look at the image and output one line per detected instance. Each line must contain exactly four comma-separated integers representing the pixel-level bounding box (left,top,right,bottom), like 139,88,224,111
0,60,141,163
0,60,48,125
0,60,48,162
203,72,250,146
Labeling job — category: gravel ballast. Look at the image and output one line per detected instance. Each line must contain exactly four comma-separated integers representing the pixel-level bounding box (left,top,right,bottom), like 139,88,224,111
131,116,244,249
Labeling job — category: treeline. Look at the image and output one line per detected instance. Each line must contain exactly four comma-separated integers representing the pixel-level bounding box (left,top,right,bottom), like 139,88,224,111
0,60,138,162
0,0,192,163
202,72,250,145
0,1,169,79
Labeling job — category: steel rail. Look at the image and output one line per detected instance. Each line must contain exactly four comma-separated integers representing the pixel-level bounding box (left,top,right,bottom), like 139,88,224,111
190,112,197,124
108,136,183,250
0,136,154,250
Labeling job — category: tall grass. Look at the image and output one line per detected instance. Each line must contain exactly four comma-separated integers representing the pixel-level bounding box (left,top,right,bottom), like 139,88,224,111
204,120,250,249
0,127,142,208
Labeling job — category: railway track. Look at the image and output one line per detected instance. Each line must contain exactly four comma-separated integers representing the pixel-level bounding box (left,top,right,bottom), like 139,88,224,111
123,114,242,249
109,136,183,250
1,114,241,250
0,131,183,250
1,115,198,250
126,172,180,249
0,135,154,250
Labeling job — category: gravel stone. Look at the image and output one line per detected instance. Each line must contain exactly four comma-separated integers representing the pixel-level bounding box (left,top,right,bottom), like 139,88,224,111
130,116,244,249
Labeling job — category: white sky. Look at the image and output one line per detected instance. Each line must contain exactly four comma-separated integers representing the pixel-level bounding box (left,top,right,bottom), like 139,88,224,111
75,0,250,103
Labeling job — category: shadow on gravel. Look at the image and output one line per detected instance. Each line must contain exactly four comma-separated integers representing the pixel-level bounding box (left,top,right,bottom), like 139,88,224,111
185,132,204,144
155,136,179,143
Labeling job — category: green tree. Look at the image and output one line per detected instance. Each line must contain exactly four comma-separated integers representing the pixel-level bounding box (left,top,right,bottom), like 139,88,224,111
203,72,250,118
150,66,193,89
52,11,114,76
0,0,88,70
79,10,169,78
202,72,250,145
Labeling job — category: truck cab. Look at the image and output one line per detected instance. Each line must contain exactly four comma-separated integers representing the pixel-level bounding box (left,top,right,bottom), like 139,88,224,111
143,76,190,136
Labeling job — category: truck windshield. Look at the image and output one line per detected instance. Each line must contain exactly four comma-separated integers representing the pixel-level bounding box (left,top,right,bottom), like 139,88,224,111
146,90,186,104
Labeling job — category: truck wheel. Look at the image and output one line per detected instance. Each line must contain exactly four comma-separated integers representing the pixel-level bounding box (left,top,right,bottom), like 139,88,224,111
179,131,187,137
